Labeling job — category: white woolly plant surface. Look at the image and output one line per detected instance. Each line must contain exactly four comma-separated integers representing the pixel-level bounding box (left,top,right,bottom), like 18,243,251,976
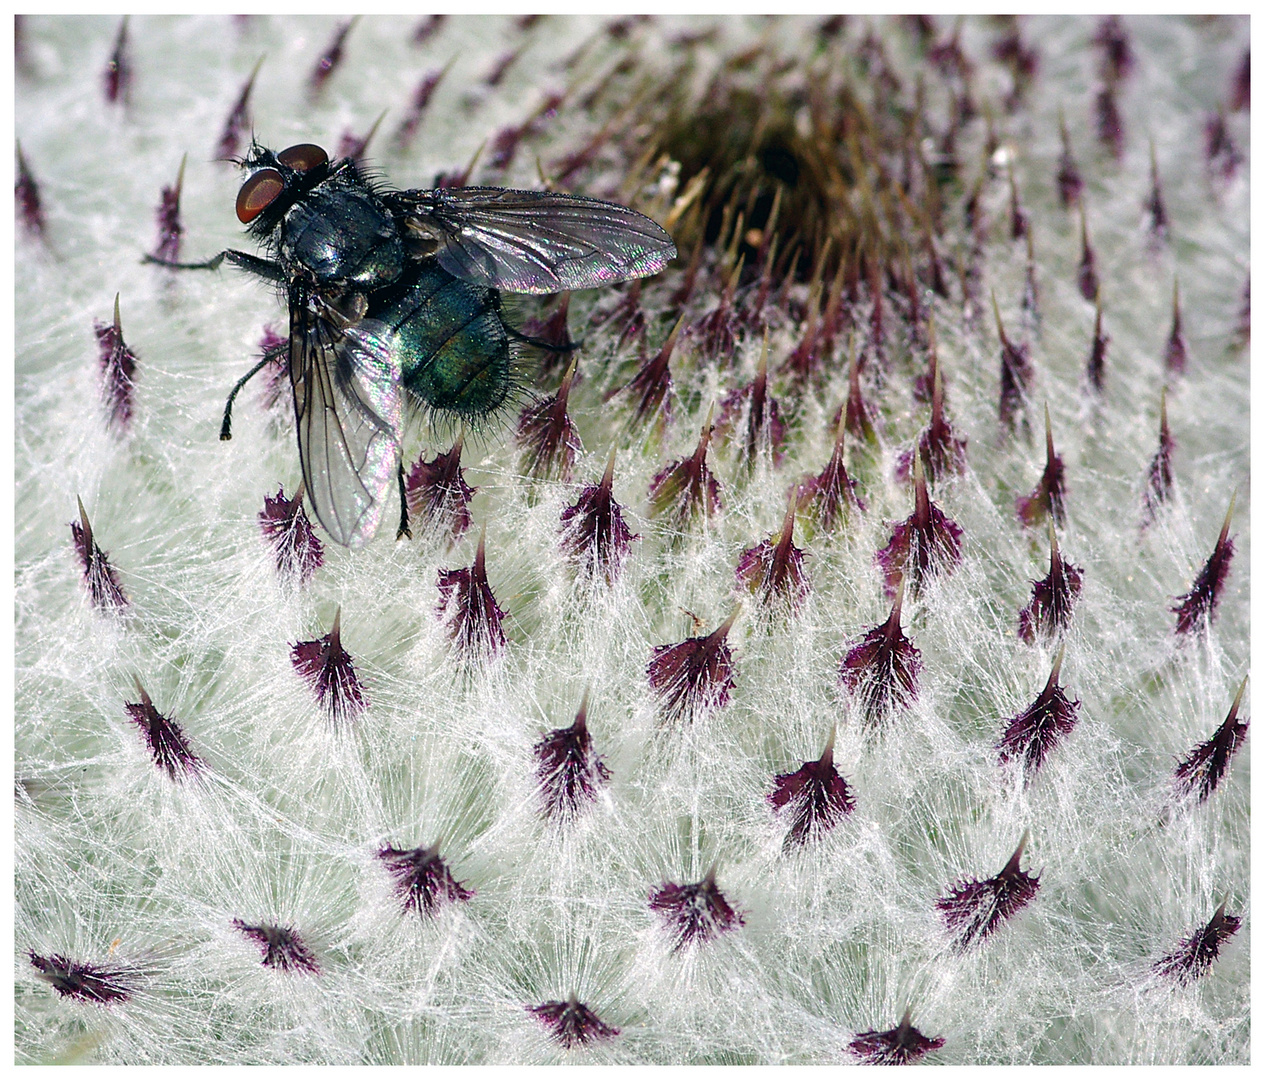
14,14,1249,1066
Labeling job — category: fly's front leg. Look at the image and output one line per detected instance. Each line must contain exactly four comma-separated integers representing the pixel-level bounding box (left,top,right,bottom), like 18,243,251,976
144,248,286,284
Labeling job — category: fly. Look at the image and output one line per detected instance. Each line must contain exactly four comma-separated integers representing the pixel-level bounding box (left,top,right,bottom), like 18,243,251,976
148,141,676,547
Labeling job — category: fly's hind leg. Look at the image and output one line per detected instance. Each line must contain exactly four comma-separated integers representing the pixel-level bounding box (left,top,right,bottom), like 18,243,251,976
395,461,413,541
505,322,583,356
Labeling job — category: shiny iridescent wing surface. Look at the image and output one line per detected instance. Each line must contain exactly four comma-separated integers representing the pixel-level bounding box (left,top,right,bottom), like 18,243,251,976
385,186,676,295
288,284,403,548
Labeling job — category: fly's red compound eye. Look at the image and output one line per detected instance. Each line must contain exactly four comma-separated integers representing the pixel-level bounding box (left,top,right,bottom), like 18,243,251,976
236,168,285,223
277,144,329,172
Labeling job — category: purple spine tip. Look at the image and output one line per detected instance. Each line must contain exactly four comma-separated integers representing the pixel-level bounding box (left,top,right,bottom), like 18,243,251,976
1016,407,1068,529
259,481,325,584
801,407,865,532
518,358,583,481
560,447,638,585
875,456,963,599
1164,280,1188,374
839,584,922,727
1172,494,1236,636
103,17,131,104
997,648,1079,780
376,842,474,916
436,527,508,658
232,920,320,974
735,493,811,614
622,313,680,428
30,951,134,1005
534,690,611,820
648,408,723,528
217,59,262,160
936,832,1040,949
527,994,620,1048
992,295,1032,429
1154,900,1241,984
290,608,367,723
649,866,745,951
769,728,855,845
16,142,47,237
1077,209,1099,302
125,679,202,780
646,611,738,723
71,496,128,611
151,156,185,263
1174,678,1249,803
1086,297,1109,393
406,435,476,545
1142,390,1174,525
848,1008,945,1065
95,294,138,432
308,18,356,97
1018,525,1084,644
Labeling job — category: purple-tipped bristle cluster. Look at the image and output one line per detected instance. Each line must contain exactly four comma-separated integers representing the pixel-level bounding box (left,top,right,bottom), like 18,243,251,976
996,652,1080,782
1173,681,1249,805
259,483,324,584
1172,498,1236,637
839,589,922,729
290,609,367,724
559,451,637,586
517,360,583,482
649,868,745,952
29,951,135,1006
232,920,320,975
848,1009,945,1065
406,436,476,545
647,414,722,529
70,497,128,612
150,157,185,264
125,681,202,780
937,835,1041,949
534,695,611,821
769,730,855,846
93,296,139,433
436,531,508,659
1153,903,1242,985
376,843,474,917
646,613,737,723
527,995,620,1049
734,496,811,615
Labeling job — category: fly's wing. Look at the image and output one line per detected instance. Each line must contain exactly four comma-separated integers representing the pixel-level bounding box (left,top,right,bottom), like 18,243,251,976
386,186,677,295
289,287,403,548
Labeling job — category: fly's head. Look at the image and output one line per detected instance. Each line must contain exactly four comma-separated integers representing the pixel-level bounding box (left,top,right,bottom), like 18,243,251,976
235,141,333,237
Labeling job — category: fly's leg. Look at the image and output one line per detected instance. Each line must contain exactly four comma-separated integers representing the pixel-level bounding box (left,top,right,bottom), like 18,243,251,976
505,322,583,355
220,345,285,440
395,461,413,541
144,248,286,284
143,250,229,271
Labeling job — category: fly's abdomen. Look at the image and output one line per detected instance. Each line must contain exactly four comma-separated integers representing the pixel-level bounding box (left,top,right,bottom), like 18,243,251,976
385,264,511,421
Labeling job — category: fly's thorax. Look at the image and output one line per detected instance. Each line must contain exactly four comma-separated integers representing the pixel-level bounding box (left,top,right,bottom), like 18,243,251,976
281,185,405,290
382,262,512,419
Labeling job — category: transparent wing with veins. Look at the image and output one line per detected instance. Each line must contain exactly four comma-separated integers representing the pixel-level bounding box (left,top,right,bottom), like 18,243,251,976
289,286,403,548
385,186,677,295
